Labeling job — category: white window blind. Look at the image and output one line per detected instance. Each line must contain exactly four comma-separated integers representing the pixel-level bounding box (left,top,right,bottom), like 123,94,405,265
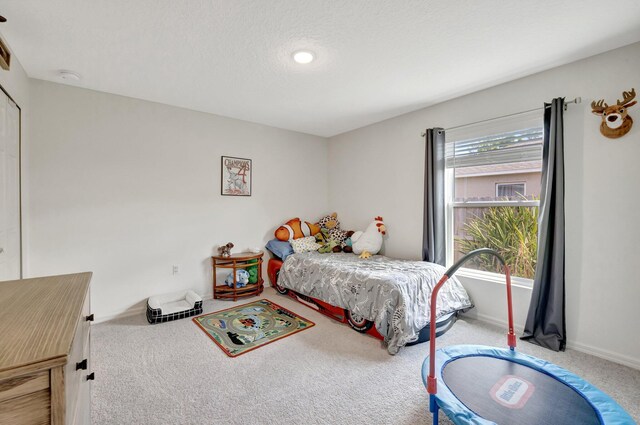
446,127,543,169
445,110,543,169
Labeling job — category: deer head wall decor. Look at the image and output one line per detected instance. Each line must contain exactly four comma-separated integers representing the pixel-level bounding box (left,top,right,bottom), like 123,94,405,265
591,88,636,139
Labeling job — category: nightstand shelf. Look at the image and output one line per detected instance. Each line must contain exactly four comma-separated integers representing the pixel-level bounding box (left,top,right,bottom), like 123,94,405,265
212,252,264,301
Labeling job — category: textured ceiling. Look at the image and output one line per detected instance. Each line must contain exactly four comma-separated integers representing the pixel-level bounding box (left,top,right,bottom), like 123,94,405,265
1,1,639,137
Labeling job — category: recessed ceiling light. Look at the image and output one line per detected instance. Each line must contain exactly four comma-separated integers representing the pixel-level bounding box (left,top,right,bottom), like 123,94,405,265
292,50,315,64
58,70,81,81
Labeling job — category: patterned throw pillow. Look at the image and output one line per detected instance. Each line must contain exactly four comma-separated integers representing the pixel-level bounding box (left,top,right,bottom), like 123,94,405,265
291,236,321,253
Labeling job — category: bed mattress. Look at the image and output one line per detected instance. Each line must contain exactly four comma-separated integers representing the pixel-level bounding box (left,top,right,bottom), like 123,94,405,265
278,252,473,354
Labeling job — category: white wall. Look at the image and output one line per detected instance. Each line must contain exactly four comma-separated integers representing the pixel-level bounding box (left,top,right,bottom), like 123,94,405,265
329,42,640,369
28,80,329,319
0,32,30,279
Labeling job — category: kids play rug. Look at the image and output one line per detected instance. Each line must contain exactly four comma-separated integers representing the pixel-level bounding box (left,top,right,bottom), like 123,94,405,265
193,299,315,357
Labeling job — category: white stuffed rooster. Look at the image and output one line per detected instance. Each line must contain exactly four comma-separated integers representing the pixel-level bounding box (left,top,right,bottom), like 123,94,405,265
351,216,386,259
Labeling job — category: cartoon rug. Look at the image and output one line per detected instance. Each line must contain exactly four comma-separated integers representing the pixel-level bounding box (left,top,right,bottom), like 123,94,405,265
193,299,315,357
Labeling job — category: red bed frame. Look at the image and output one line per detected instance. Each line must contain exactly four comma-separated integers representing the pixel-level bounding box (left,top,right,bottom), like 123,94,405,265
267,259,384,340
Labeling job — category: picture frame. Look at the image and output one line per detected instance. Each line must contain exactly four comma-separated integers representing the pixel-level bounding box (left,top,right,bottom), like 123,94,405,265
0,36,11,71
221,156,252,196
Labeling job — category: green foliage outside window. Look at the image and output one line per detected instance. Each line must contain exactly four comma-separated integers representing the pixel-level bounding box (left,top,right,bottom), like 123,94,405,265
457,205,539,279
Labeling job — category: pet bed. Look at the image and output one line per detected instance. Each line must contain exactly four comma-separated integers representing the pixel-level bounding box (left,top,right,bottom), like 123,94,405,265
147,290,203,324
269,252,472,354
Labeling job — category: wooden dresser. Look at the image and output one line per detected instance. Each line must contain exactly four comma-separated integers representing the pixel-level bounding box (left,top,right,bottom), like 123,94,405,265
0,272,93,425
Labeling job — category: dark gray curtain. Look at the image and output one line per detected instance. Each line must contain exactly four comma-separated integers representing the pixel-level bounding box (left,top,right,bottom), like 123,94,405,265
422,128,446,266
522,98,566,351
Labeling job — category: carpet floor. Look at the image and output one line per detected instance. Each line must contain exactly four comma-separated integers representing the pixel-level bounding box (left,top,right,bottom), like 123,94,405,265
92,288,640,424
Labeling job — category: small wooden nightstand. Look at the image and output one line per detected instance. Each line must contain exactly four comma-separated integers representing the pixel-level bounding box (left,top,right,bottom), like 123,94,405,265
212,252,264,301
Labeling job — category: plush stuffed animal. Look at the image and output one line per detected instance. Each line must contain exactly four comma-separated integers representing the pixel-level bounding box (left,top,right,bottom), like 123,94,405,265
317,213,353,253
275,218,320,241
318,239,339,254
342,235,354,253
318,212,340,231
314,228,329,245
225,269,250,288
246,259,259,284
351,217,386,259
218,242,234,257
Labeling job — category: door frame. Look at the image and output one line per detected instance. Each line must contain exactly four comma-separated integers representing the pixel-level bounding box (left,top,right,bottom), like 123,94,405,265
0,82,22,279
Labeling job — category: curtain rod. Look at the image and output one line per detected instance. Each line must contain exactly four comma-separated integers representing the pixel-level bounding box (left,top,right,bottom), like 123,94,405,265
421,97,582,137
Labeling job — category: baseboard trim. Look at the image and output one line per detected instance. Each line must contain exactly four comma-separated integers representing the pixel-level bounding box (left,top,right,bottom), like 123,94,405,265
464,312,525,334
95,292,214,324
467,312,640,370
566,340,640,371
94,306,146,324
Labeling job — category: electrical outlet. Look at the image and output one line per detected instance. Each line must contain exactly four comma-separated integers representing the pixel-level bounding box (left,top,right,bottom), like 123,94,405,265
172,265,179,275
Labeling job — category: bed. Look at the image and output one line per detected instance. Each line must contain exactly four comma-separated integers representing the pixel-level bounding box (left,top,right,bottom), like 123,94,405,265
268,252,473,354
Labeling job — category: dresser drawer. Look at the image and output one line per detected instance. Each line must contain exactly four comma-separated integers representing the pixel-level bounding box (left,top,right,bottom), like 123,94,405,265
0,371,50,425
0,371,49,404
0,389,50,425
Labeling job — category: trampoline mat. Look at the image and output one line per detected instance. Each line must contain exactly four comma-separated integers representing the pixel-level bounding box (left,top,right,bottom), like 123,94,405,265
442,355,601,425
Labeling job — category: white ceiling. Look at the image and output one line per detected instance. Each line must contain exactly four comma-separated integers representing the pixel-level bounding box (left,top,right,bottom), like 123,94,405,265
1,1,639,137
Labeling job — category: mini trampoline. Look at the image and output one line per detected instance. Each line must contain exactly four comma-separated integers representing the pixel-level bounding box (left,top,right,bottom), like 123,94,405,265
422,248,634,425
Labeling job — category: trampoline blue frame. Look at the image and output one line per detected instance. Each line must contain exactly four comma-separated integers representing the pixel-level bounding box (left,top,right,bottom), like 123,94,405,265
421,344,634,425
421,249,634,425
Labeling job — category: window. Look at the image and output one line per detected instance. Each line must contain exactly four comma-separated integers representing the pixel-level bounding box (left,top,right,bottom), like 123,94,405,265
445,112,543,281
496,182,526,198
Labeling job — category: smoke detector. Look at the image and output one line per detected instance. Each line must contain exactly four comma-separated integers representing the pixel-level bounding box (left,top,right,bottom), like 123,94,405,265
58,70,82,81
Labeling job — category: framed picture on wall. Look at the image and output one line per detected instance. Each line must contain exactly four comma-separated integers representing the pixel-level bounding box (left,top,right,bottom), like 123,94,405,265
221,156,252,196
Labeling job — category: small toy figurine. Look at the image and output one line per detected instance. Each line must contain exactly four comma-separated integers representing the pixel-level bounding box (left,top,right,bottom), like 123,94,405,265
218,242,234,257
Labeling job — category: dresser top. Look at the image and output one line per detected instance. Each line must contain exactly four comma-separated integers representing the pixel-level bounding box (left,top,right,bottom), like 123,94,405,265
0,272,92,374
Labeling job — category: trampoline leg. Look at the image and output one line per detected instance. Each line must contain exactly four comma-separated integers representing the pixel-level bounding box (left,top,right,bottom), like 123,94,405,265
429,394,438,424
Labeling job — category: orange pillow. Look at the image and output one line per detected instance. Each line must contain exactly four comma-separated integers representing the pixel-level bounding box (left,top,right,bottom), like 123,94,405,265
275,218,320,241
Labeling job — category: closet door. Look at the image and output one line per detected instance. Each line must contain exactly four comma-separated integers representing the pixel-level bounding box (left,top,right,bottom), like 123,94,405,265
0,89,20,281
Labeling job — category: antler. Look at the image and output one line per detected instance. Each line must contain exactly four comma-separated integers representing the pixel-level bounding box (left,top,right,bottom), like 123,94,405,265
591,99,607,115
617,88,636,106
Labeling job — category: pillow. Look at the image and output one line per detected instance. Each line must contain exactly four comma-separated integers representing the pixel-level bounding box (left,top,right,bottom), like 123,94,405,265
274,218,321,241
291,236,321,254
265,239,295,261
